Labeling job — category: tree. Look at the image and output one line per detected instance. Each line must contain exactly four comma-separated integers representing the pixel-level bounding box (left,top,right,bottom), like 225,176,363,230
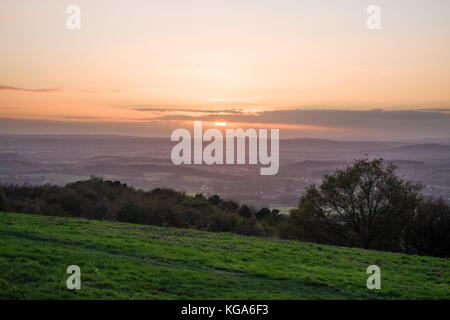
238,205,252,218
288,158,422,251
404,197,450,257
256,207,271,220
220,200,240,213
0,186,7,211
208,194,222,206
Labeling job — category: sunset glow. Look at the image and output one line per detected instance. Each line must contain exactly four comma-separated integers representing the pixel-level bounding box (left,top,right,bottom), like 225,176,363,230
1,0,450,140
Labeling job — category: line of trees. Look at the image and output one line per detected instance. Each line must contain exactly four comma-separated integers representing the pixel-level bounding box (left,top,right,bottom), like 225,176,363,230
0,176,283,237
0,158,449,257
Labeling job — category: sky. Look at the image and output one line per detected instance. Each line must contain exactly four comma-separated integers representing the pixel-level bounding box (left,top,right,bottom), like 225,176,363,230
1,0,450,140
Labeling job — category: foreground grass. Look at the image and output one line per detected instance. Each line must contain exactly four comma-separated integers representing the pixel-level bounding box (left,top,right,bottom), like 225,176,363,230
0,212,449,299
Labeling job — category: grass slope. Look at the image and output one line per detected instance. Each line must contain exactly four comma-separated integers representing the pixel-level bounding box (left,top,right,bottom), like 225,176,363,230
0,212,449,300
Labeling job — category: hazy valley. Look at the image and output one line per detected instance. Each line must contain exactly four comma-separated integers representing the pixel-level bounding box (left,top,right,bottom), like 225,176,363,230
1,135,449,209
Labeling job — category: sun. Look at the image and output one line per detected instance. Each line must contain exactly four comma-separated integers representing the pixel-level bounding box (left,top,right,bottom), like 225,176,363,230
215,122,227,127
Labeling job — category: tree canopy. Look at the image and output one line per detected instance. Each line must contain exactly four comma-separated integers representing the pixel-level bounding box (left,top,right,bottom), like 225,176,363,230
283,158,449,256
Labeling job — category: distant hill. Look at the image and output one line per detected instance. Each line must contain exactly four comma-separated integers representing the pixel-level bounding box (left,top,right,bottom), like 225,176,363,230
391,144,450,154
283,139,404,151
0,153,28,161
0,159,39,174
284,160,346,169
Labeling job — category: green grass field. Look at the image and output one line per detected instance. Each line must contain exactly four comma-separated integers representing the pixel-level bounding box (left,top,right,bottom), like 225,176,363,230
0,212,449,300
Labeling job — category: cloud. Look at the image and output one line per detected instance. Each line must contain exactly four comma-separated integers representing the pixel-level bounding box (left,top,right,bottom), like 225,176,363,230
133,107,244,115
63,116,100,120
149,108,450,139
0,117,173,137
151,108,449,124
0,85,128,94
0,106,19,110
0,85,62,93
1,108,449,140
416,107,450,112
76,89,123,94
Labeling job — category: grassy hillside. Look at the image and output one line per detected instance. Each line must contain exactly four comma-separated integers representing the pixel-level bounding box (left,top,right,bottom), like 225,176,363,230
0,212,449,299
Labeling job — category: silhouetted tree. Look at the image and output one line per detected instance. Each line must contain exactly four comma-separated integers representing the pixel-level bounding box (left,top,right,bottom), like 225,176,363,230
220,200,240,212
208,194,222,206
287,158,422,251
238,205,252,218
405,197,450,257
256,207,271,220
0,186,7,211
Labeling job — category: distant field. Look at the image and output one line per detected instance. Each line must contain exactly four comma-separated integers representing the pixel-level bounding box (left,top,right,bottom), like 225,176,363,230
270,207,295,215
0,212,449,299
143,172,172,181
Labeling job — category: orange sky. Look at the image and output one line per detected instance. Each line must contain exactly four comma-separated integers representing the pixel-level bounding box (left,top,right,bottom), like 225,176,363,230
1,0,450,138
